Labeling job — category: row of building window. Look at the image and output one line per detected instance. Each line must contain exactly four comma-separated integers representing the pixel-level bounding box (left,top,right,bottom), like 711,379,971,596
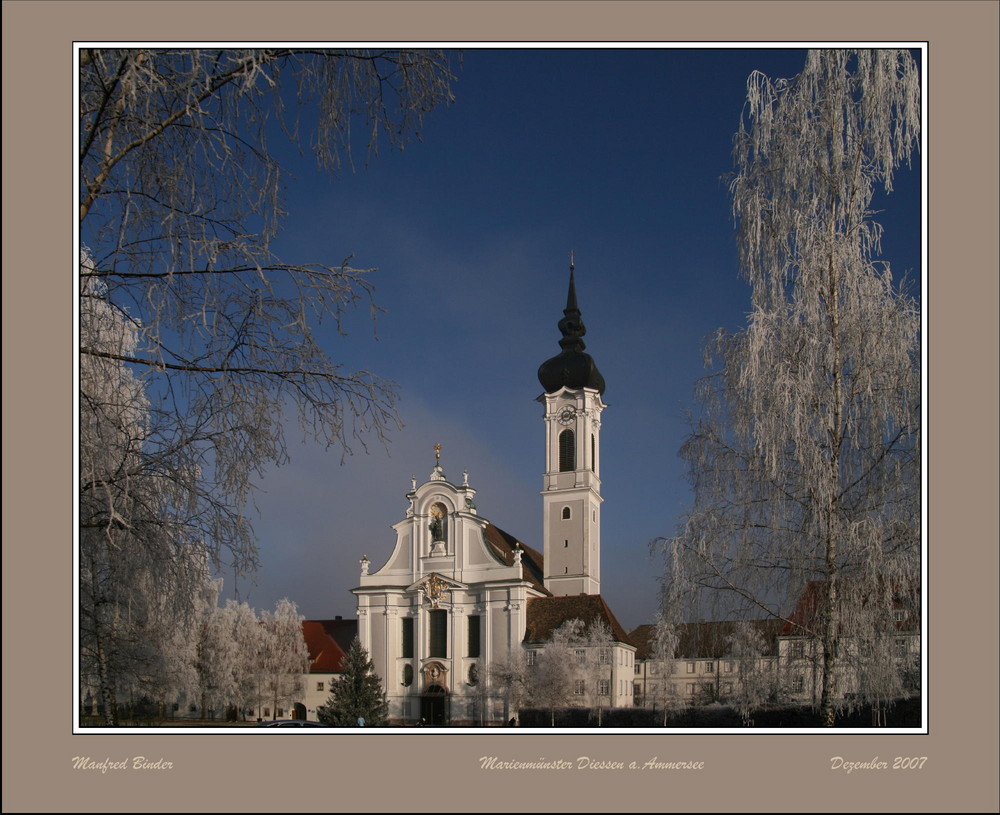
527,648,632,668
635,676,818,699
400,613,482,659
574,648,613,665
634,656,859,675
571,680,637,697
635,660,740,675
572,679,611,695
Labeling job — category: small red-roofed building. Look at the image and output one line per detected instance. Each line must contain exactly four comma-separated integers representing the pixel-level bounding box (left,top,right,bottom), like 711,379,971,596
296,618,357,720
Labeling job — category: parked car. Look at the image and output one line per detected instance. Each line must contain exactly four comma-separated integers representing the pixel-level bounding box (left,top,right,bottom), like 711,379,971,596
257,719,327,727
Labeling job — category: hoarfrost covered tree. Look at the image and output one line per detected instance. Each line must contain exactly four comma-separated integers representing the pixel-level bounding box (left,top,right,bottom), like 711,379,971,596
258,598,310,720
658,50,921,726
529,619,581,726
198,597,307,721
197,596,237,719
230,600,267,720
467,663,493,726
78,50,455,718
140,573,218,719
725,621,780,727
583,620,614,726
489,649,529,725
317,637,388,726
79,254,218,724
648,611,685,726
197,596,258,720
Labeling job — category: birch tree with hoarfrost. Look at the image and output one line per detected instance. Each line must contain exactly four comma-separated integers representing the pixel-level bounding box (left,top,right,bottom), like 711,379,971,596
725,621,781,727
78,50,455,721
528,621,578,726
79,254,218,724
659,50,921,726
196,596,253,720
257,598,311,720
648,606,685,726
583,620,614,726
489,649,529,725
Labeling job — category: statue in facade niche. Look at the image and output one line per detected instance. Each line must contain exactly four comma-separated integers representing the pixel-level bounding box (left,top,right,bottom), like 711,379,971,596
429,502,447,545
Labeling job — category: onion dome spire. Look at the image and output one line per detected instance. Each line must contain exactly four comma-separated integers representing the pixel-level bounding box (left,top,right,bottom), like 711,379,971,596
537,254,606,395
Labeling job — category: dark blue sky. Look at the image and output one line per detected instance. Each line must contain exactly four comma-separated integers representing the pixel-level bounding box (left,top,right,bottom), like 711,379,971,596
227,47,922,631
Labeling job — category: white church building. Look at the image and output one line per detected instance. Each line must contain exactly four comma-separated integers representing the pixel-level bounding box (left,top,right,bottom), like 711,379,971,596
350,264,636,725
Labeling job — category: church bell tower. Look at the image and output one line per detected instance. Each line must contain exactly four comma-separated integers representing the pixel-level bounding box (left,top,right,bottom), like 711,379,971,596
537,258,605,596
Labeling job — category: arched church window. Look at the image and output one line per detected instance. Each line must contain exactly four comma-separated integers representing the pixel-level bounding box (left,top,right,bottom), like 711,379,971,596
559,429,575,472
402,664,413,687
591,433,596,472
562,506,571,520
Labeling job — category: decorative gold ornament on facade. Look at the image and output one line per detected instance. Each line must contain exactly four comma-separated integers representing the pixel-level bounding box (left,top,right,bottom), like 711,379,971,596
421,573,450,608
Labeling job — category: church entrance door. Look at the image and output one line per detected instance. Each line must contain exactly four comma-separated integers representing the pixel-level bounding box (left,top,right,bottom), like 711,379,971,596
421,685,448,725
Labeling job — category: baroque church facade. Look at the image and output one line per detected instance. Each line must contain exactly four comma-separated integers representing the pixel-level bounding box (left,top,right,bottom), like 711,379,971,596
351,265,636,725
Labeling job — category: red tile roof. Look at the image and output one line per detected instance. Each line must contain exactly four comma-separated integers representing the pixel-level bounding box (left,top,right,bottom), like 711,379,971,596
301,619,358,674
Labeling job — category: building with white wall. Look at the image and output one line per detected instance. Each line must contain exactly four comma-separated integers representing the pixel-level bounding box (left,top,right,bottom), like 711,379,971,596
349,262,635,725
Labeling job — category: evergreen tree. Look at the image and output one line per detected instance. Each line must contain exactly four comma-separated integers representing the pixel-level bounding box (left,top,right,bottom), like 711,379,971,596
317,638,388,726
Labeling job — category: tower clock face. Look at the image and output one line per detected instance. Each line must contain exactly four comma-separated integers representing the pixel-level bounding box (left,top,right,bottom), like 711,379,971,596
558,407,576,425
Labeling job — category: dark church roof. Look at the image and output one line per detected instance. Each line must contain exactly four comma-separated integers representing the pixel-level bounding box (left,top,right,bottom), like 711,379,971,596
537,267,606,395
302,619,358,674
483,522,550,596
629,619,782,660
524,594,633,646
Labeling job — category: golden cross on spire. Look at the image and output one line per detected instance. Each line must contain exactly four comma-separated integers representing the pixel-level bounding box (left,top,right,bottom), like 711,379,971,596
434,442,442,462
